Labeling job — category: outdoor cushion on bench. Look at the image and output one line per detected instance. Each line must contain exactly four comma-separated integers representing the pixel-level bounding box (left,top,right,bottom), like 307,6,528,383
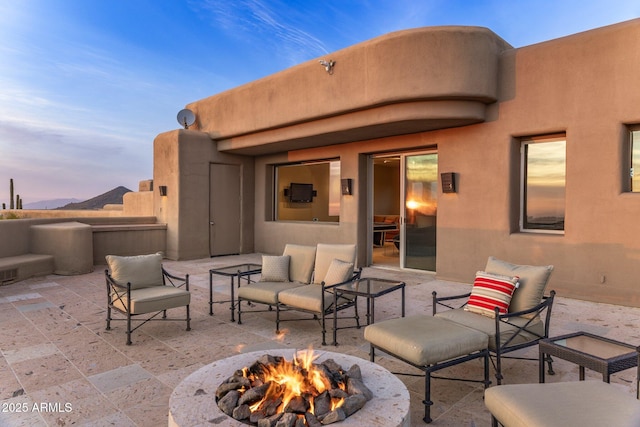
364,315,488,366
485,380,640,427
435,308,544,350
365,315,490,423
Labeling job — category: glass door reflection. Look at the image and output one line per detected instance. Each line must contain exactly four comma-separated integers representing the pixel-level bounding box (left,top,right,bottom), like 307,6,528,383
402,153,437,270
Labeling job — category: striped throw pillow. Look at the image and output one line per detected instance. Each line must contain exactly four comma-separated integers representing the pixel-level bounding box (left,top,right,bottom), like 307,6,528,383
465,271,519,318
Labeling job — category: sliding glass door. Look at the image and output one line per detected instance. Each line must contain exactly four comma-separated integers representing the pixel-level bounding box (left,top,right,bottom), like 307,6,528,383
402,153,438,270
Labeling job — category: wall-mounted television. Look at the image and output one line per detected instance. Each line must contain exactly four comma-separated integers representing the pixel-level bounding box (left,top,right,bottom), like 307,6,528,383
289,183,315,203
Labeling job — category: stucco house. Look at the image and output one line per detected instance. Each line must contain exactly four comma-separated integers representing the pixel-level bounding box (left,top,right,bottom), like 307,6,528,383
151,19,640,307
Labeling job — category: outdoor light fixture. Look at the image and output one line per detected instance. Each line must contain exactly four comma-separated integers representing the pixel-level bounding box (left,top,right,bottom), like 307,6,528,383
318,59,335,74
341,178,353,195
159,186,168,196
441,172,456,193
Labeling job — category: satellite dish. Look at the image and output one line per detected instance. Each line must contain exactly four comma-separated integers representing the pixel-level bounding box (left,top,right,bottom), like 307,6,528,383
176,109,196,129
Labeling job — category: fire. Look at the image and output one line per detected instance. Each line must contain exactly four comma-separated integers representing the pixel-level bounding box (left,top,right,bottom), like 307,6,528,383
240,348,345,420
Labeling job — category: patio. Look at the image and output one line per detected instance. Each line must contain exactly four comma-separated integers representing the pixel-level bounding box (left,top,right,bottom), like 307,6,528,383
1,253,639,426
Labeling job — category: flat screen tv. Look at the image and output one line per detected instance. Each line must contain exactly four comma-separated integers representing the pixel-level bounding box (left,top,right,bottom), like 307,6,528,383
289,183,314,203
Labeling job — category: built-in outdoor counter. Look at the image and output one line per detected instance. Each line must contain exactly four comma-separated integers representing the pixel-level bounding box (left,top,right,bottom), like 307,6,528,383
30,221,93,275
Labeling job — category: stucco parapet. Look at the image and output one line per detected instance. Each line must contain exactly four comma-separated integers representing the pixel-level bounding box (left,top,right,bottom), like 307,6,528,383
186,26,511,148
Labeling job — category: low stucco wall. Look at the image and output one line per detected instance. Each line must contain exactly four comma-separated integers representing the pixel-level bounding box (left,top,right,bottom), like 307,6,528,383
92,224,167,265
0,218,167,276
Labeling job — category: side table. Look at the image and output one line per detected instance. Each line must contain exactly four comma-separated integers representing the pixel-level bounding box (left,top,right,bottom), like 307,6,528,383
539,331,639,390
209,263,261,322
332,277,405,345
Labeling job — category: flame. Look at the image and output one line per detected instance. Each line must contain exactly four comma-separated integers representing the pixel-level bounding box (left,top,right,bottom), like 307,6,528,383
239,348,345,419
275,329,289,342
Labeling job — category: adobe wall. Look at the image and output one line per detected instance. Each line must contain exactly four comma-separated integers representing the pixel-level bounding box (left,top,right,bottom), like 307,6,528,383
252,19,640,306
153,129,255,260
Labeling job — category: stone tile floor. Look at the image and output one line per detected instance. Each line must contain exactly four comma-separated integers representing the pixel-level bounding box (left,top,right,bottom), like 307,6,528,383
1,253,640,426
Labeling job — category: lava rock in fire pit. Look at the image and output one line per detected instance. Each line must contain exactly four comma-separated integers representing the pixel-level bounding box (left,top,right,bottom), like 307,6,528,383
218,390,240,416
216,352,373,426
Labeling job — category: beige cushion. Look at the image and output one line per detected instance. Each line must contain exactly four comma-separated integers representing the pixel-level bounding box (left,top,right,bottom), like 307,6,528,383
314,244,356,283
260,255,290,282
237,281,305,305
364,315,488,366
278,285,354,312
435,308,543,351
322,258,354,286
111,286,190,314
485,381,640,427
283,244,317,284
485,256,553,317
106,253,163,290
465,271,519,318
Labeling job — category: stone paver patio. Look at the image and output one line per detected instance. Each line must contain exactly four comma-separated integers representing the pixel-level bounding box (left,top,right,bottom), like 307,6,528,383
1,253,639,426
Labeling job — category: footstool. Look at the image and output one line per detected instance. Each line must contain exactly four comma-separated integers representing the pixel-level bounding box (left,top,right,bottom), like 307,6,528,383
364,315,490,423
485,380,640,427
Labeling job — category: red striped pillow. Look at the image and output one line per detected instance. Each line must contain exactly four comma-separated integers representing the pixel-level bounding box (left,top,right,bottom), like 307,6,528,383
465,271,520,318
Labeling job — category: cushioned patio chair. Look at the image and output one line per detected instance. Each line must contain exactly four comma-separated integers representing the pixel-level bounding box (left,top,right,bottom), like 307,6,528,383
433,257,556,385
365,256,555,423
105,252,191,345
277,243,361,345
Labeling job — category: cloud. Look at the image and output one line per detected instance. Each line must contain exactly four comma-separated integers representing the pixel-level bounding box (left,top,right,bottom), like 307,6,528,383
196,0,331,64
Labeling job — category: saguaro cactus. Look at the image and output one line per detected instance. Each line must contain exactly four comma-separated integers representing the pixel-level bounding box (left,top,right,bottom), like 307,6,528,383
9,178,14,209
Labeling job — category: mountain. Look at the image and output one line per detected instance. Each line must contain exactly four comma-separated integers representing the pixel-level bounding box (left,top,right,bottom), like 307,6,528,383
23,198,82,209
58,186,132,210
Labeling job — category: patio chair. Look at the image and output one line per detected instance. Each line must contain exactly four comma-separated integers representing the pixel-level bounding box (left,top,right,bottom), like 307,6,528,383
432,257,556,385
105,252,191,345
364,256,555,423
277,243,361,345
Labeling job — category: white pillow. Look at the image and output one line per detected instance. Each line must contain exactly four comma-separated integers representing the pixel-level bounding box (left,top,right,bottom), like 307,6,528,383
260,255,290,282
322,258,355,286
106,252,164,289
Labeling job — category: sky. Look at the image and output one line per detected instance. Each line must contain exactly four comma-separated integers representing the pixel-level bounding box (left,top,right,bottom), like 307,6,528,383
1,0,639,204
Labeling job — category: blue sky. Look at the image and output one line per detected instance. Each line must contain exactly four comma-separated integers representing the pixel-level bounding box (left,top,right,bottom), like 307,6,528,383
1,0,638,204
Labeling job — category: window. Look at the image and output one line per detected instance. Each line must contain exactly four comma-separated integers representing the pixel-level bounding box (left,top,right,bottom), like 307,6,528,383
629,127,640,192
274,160,340,222
521,135,566,232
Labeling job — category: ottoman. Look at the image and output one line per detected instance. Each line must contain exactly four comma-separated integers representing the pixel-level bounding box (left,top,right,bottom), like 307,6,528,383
485,380,640,427
365,315,490,423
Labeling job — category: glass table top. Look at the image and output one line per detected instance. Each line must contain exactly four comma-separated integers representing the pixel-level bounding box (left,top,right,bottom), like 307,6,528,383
335,277,404,297
552,334,635,360
209,263,262,276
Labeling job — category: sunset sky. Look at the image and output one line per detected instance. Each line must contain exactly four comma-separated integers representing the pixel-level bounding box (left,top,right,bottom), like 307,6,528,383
1,0,638,204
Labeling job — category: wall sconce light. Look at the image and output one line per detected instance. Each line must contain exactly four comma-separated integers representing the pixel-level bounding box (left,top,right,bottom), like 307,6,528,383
159,186,168,196
319,59,335,75
441,172,456,193
341,178,353,195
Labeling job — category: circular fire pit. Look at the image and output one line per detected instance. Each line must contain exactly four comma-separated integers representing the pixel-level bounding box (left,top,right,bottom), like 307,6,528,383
169,349,410,427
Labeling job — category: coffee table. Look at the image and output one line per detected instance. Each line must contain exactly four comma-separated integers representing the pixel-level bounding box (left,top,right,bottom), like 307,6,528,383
208,263,261,322
539,331,639,385
332,277,405,345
